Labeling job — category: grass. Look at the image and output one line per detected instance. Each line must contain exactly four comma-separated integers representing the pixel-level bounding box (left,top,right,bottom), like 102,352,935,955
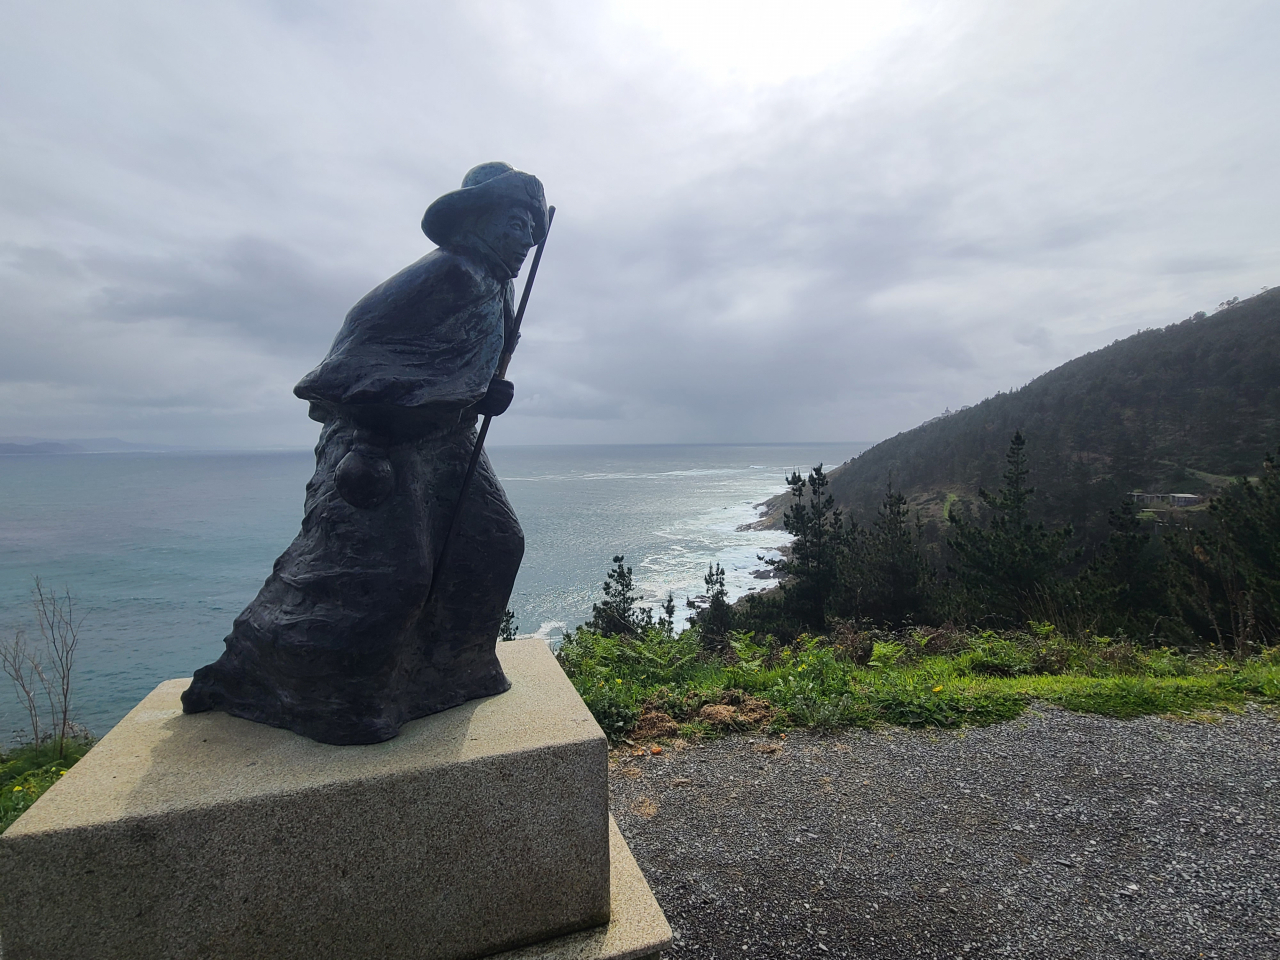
0,739,94,833
941,492,959,520
557,623,1280,743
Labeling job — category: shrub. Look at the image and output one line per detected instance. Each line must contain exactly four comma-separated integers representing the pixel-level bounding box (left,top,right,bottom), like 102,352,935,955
964,631,1034,677
557,624,706,741
579,679,640,742
561,553,1280,743
868,640,908,670
0,739,93,832
1,579,86,759
1141,647,1194,677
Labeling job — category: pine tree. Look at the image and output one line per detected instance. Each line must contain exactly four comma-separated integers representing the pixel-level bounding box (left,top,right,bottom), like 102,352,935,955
947,432,1077,623
770,464,846,632
695,562,733,649
1167,449,1280,652
499,609,518,642
1069,499,1168,639
656,592,678,635
843,486,935,625
587,555,653,637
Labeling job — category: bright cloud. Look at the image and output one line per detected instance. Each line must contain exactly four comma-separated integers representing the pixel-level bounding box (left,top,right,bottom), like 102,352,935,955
0,0,1275,448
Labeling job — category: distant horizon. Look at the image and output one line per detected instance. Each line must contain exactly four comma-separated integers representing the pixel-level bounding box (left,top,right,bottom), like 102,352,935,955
0,436,876,454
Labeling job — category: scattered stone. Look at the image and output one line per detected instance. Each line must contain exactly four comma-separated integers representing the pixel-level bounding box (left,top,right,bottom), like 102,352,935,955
612,702,1280,959
632,797,659,819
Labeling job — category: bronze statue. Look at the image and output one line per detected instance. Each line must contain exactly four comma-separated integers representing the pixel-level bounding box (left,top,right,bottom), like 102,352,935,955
182,162,550,744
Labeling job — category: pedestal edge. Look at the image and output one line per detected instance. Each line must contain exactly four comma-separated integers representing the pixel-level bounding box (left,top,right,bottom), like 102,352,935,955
486,816,672,960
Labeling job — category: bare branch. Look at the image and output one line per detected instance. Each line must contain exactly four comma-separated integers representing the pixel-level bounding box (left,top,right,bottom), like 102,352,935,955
0,629,42,745
31,577,81,757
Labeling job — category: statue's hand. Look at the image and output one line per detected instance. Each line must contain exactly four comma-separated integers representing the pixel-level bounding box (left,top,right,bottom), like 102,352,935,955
474,377,515,417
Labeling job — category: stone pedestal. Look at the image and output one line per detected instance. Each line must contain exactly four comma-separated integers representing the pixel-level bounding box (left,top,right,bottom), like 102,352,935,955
0,639,670,960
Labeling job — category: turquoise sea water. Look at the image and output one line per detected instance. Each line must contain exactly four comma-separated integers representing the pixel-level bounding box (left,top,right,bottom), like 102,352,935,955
0,442,866,738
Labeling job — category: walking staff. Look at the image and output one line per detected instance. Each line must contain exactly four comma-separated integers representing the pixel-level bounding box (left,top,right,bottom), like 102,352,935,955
425,204,556,607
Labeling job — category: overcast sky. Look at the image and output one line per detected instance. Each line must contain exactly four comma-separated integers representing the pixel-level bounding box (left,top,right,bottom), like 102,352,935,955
1,1,1276,449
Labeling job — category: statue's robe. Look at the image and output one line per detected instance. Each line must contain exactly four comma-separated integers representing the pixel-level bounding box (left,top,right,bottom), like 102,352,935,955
182,247,524,744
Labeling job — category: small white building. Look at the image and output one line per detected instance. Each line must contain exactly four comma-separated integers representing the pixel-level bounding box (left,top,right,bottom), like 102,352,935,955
1129,492,1204,507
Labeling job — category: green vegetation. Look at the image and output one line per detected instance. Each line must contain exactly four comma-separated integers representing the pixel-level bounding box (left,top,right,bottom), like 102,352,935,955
728,435,1280,653
558,620,1280,744
770,287,1280,553
1,579,94,831
561,406,1280,742
1167,455,1280,649
0,739,93,832
2,579,85,759
499,608,518,642
946,431,1078,622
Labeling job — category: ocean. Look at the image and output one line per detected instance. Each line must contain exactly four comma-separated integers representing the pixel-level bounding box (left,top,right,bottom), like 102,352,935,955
0,442,867,739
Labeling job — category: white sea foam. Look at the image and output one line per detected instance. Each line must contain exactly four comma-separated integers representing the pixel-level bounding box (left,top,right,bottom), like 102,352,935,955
530,620,565,640
617,490,794,629
0,443,868,733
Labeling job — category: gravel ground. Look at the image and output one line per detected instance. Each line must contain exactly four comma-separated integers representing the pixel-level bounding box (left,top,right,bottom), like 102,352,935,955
609,703,1280,960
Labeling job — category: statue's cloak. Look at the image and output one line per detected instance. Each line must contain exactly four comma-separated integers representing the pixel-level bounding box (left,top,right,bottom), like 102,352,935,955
294,247,516,417
182,246,524,745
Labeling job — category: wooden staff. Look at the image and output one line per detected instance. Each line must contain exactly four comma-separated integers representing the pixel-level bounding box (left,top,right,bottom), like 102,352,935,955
425,205,556,607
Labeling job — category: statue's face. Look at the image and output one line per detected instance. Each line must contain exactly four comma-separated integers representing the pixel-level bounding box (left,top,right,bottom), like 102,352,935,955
471,205,537,275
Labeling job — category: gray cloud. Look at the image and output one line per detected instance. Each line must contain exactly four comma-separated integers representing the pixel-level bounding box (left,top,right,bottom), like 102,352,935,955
92,236,374,353
1,0,1277,448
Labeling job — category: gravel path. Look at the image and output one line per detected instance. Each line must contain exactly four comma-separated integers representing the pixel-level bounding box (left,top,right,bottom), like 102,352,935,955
609,703,1280,960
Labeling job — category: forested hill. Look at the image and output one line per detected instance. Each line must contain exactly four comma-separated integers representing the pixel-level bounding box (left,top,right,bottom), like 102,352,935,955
769,286,1280,547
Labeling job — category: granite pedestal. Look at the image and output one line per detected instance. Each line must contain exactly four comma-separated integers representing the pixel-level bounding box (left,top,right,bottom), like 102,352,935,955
0,639,669,960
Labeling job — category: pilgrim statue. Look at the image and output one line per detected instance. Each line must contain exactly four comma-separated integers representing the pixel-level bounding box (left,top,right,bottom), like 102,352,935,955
182,162,548,745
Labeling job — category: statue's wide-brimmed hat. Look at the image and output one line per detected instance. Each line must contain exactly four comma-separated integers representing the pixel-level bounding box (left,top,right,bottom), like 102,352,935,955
421,162,548,247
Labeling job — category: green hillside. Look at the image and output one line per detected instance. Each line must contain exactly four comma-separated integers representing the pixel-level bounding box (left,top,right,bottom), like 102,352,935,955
770,287,1280,546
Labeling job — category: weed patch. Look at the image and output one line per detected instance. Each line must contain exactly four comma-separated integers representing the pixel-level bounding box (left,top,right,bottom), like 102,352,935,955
1051,676,1242,718
0,739,93,832
557,624,1280,743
